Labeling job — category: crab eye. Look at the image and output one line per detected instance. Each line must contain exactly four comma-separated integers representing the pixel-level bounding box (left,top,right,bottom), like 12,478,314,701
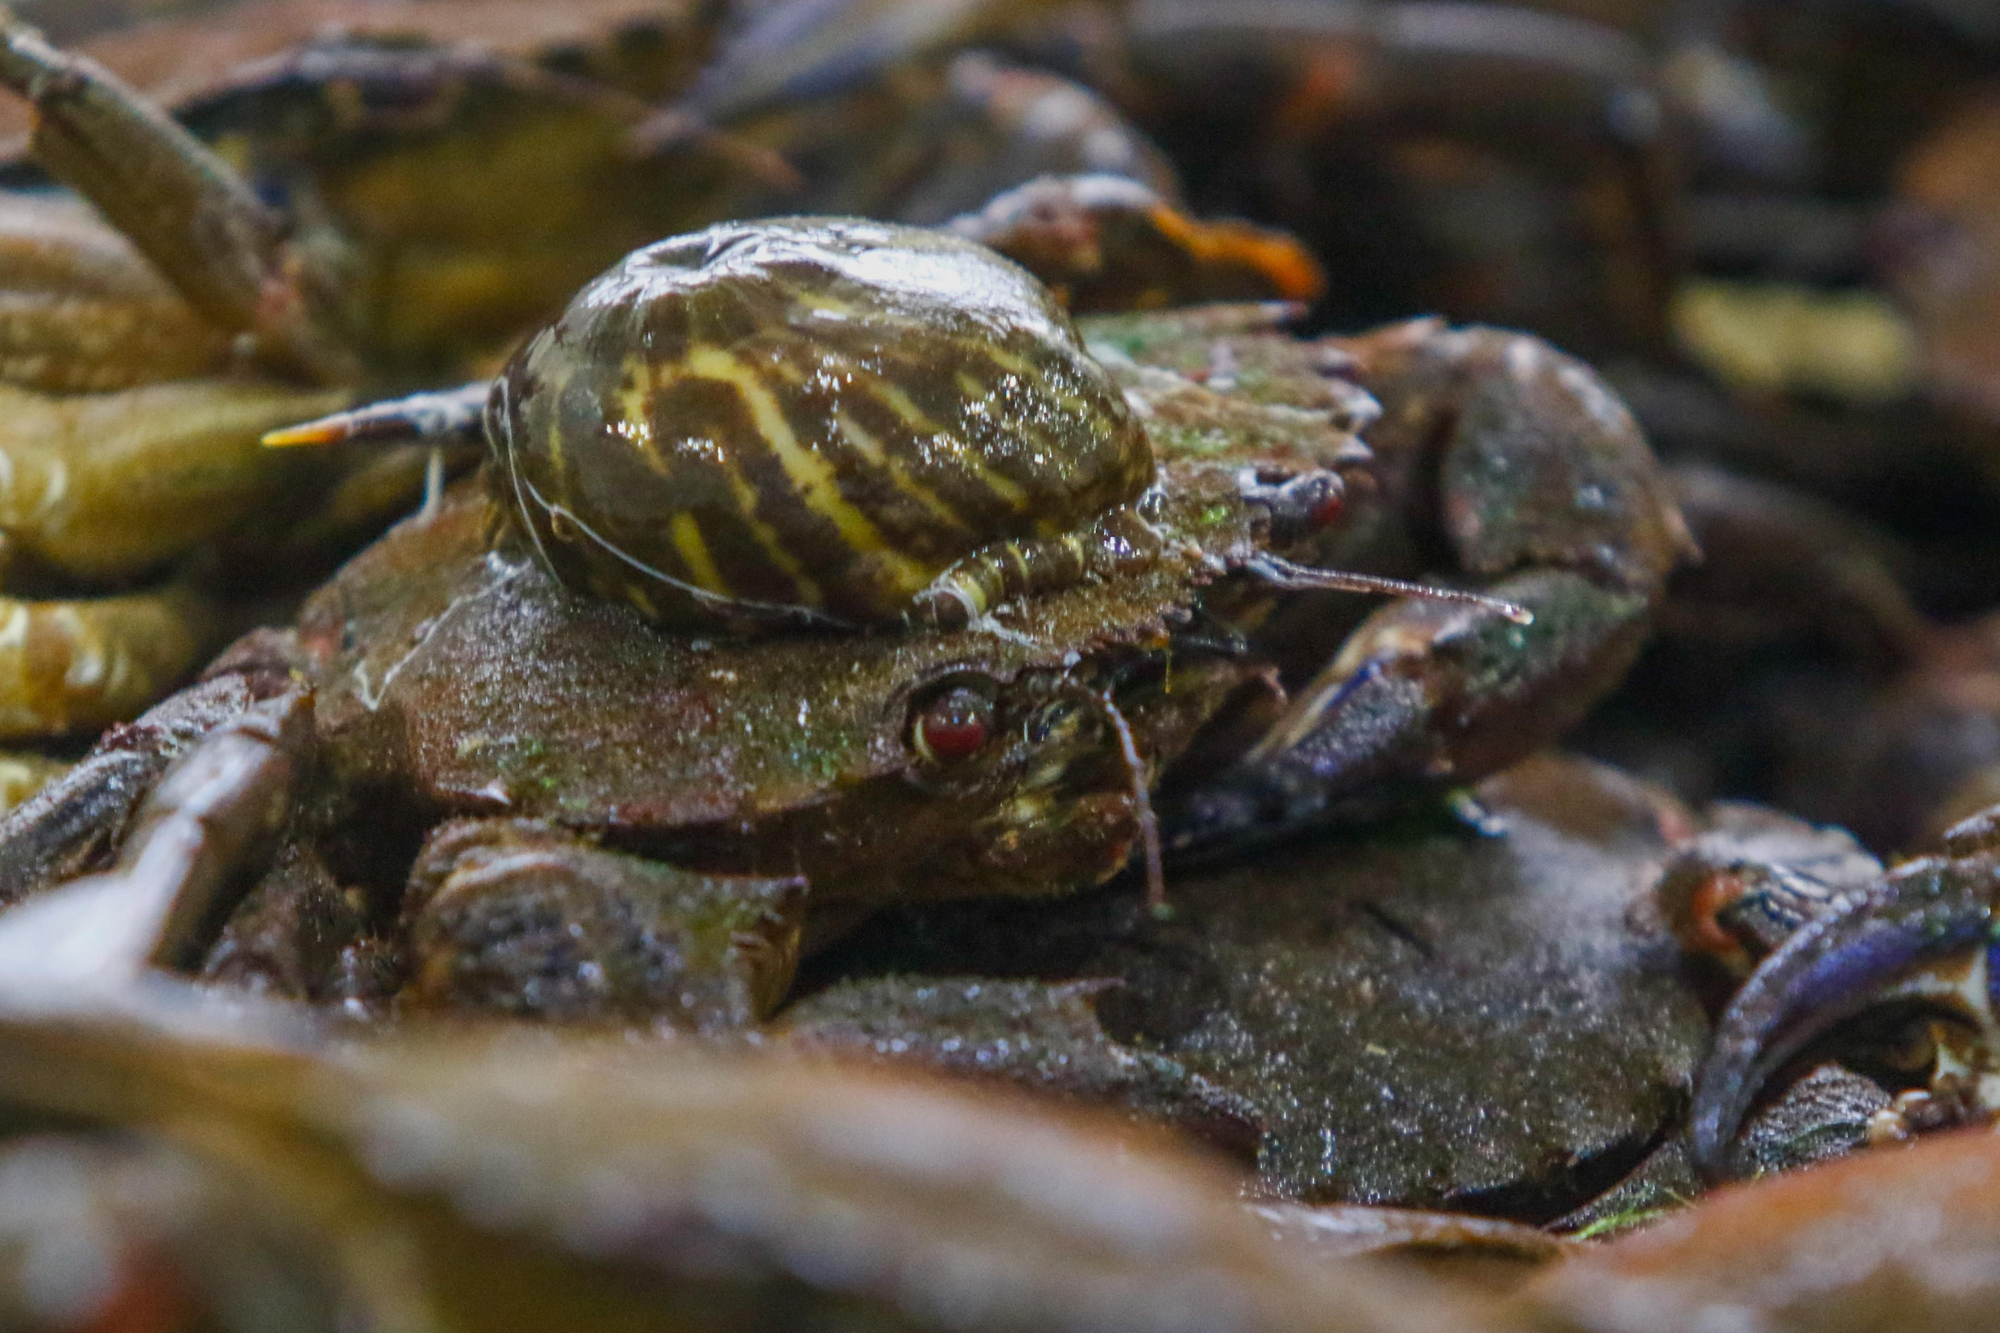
910,684,995,762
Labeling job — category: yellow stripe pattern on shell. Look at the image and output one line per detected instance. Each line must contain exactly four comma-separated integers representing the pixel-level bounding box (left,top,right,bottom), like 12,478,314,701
490,217,1154,631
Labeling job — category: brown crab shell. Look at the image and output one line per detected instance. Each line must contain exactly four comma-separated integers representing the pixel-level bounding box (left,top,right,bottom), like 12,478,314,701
296,479,1258,906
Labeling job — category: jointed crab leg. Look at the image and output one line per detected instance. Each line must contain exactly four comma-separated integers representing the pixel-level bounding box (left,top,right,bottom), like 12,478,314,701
0,582,215,741
0,665,297,906
0,684,309,990
0,10,351,383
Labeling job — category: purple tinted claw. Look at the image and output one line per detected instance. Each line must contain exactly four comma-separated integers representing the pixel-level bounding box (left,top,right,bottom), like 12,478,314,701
1159,569,1648,859
1690,851,2000,1181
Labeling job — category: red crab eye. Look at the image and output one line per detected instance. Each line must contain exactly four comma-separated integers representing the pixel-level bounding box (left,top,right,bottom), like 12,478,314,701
911,684,994,762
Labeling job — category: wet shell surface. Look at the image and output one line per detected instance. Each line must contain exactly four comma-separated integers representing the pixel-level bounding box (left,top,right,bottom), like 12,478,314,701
488,217,1156,630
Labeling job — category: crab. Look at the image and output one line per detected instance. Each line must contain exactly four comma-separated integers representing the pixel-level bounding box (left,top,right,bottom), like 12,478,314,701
0,4,1333,771
1,246,1684,1029
682,0,1684,355
1690,799,2000,1180
0,7,1684,1027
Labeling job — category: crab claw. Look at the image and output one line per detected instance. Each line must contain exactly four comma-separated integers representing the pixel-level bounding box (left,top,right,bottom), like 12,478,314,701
1690,843,2000,1181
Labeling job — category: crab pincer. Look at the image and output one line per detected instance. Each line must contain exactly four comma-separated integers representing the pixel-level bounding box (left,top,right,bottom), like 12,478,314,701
1691,807,2000,1180
1159,322,1694,856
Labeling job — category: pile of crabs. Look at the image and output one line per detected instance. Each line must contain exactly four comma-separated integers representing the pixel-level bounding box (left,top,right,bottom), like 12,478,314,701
3,1,2000,1329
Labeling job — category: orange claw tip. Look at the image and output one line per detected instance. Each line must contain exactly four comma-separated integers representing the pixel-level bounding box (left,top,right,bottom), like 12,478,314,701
263,383,488,451
1144,205,1328,304
261,418,349,448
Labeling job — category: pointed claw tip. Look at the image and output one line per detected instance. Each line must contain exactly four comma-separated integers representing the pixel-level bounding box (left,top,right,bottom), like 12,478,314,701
261,422,342,448
1502,604,1535,626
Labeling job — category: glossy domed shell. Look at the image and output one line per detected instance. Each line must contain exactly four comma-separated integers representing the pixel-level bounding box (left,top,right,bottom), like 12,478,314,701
489,217,1155,630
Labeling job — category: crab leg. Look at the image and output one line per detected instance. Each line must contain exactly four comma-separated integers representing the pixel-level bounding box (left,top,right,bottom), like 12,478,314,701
1169,569,1654,850
0,583,217,741
399,817,808,1026
0,684,309,993
0,375,350,581
1690,812,2000,1180
0,12,350,382
0,659,299,906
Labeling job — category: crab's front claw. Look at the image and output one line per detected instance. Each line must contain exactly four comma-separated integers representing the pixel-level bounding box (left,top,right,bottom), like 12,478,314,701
398,817,807,1030
1164,569,1651,854
1690,832,2000,1181
1164,323,1689,857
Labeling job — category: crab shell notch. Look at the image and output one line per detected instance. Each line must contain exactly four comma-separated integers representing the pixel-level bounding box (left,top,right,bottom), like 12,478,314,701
486,216,1157,632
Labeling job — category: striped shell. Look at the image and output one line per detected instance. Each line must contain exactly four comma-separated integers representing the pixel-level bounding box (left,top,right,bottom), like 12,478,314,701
488,217,1155,630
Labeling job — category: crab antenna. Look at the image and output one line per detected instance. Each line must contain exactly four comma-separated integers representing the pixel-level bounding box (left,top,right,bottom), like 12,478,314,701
263,383,490,450
1244,554,1534,625
1095,686,1168,913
